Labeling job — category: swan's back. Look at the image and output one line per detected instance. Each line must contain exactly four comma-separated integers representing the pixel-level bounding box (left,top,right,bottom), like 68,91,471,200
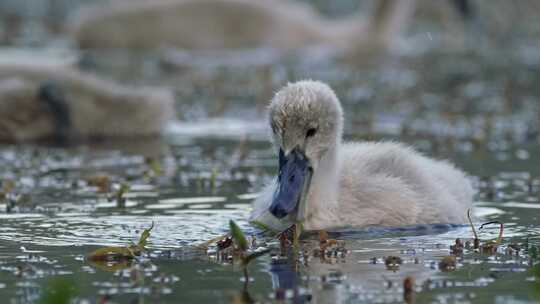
338,142,473,225
71,0,325,50
0,64,175,141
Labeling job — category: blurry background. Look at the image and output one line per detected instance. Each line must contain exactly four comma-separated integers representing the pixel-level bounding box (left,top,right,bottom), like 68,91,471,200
1,0,539,145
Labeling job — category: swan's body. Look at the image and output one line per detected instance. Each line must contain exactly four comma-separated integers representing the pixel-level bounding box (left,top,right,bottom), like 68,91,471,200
0,63,175,142
70,0,414,54
250,81,473,231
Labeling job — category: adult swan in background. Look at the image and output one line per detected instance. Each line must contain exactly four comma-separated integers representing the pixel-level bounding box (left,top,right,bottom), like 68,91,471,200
71,0,416,53
250,81,474,231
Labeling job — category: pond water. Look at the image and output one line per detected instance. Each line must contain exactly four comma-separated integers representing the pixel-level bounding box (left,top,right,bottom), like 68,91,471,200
1,1,540,303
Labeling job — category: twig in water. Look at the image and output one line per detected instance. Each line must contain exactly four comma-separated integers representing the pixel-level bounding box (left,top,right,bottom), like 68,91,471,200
467,208,480,249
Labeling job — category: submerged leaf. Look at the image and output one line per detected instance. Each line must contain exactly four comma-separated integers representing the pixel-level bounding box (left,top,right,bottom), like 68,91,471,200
534,264,540,300
229,220,248,251
38,277,77,304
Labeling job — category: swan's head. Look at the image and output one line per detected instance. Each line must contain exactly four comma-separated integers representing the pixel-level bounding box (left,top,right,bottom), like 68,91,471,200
267,80,343,219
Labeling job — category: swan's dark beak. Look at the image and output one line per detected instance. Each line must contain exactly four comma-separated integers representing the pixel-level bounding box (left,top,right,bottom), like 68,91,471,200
269,148,313,219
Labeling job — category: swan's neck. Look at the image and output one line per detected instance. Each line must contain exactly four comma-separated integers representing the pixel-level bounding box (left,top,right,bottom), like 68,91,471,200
327,0,415,54
303,141,341,228
369,0,415,45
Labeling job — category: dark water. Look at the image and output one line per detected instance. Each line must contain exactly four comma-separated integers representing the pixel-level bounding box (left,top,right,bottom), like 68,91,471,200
1,1,540,303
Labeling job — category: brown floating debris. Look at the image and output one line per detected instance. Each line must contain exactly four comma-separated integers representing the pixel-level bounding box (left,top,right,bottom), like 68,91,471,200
403,276,415,304
479,221,503,254
277,224,296,256
450,238,464,255
506,243,521,256
385,256,403,266
0,179,14,199
86,175,110,193
217,236,233,251
196,234,229,250
318,230,342,253
385,256,403,271
439,256,457,272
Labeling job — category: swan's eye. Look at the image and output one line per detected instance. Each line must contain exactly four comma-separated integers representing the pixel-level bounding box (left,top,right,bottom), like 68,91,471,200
306,128,317,138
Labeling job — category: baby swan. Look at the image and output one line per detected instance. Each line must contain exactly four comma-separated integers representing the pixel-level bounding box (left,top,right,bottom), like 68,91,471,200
250,81,474,231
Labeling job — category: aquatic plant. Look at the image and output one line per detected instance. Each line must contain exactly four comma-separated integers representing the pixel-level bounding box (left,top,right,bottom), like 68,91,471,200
478,221,503,254
108,182,130,208
229,220,269,283
467,209,480,249
87,222,153,264
467,209,504,254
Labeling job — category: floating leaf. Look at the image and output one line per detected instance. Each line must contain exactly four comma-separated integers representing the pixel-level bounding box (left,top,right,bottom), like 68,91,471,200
229,220,248,251
87,245,138,262
87,222,153,263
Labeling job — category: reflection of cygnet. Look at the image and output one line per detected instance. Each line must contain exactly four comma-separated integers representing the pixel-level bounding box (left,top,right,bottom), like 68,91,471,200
0,64,175,142
250,80,474,231
71,0,415,54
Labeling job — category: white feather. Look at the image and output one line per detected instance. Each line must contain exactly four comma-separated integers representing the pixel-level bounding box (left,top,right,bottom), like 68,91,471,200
250,80,474,231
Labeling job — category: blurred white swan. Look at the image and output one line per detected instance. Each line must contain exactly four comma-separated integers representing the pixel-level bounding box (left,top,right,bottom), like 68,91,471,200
70,0,415,54
250,80,474,231
0,63,175,142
